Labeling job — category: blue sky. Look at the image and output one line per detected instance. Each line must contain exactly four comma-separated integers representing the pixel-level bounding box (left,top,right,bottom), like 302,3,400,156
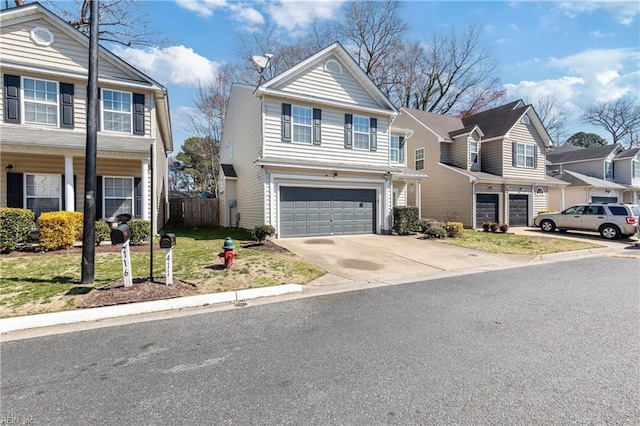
108,1,640,153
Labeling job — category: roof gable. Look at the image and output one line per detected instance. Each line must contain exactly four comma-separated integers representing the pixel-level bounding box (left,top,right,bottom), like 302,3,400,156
0,2,165,89
400,107,464,141
547,143,622,164
257,42,396,114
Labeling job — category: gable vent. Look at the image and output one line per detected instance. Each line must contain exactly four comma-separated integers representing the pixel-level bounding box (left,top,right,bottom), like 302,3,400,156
324,59,342,74
30,27,54,47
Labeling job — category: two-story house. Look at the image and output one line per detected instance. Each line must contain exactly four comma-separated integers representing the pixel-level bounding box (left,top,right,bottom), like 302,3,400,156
218,42,427,238
394,100,568,228
546,144,640,208
0,2,173,233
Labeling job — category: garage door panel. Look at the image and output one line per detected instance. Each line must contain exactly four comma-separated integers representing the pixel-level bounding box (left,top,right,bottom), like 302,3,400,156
508,194,528,226
280,187,376,237
476,194,499,226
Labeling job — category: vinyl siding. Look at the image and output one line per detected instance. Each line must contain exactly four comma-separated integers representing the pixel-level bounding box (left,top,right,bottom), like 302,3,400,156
1,17,137,81
263,98,391,166
613,158,634,185
395,112,474,226
220,85,264,229
393,181,408,206
450,136,468,169
480,140,503,175
440,143,451,164
532,188,549,217
219,179,237,228
273,55,380,109
503,120,546,180
560,160,605,179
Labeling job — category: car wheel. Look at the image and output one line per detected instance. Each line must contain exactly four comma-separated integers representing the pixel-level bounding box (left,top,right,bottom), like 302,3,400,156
540,219,556,232
599,224,620,240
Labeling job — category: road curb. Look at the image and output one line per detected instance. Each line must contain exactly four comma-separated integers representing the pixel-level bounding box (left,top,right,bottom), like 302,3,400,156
0,284,302,334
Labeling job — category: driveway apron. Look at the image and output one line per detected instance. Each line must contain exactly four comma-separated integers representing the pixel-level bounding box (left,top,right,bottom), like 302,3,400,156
276,234,532,282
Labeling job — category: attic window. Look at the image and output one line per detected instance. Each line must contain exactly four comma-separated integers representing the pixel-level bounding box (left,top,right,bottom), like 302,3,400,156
30,27,54,47
535,186,545,195
324,59,342,74
521,115,530,125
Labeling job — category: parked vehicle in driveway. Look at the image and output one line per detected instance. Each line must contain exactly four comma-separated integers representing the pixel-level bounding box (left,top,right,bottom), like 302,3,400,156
534,203,640,240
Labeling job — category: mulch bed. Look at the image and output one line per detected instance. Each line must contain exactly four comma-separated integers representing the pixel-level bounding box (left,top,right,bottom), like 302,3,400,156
76,278,199,308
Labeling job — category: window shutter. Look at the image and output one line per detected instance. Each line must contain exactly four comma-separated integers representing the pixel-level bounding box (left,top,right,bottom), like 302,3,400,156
512,142,517,166
135,177,142,218
344,114,353,149
97,88,101,130
6,172,23,208
4,74,20,123
133,93,145,135
60,83,74,128
313,108,321,145
370,118,377,152
399,137,405,162
281,103,291,142
96,176,103,220
533,145,538,168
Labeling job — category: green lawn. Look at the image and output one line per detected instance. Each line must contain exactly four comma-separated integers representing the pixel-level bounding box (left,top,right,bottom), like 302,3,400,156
0,227,324,318
444,230,603,255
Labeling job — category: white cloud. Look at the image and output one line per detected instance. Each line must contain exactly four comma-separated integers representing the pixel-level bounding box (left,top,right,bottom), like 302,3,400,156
509,22,518,31
589,30,614,38
112,45,220,88
175,0,228,17
177,0,340,32
556,1,639,25
268,0,342,31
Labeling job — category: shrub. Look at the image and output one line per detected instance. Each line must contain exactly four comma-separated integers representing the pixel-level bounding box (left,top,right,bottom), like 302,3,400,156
418,218,438,233
393,206,419,235
38,211,78,251
443,211,460,223
67,211,84,241
251,224,276,242
95,221,110,245
482,222,492,232
498,223,509,233
445,221,464,237
489,222,499,232
0,208,35,252
127,219,150,245
424,222,447,238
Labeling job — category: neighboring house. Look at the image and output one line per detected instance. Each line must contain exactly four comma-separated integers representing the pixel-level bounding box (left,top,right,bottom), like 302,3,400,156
546,144,640,207
0,3,173,233
394,100,568,228
219,42,427,238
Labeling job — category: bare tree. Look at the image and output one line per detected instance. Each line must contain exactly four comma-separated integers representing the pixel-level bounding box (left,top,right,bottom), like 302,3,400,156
42,0,166,47
528,93,568,146
393,24,505,115
334,0,407,94
581,96,640,149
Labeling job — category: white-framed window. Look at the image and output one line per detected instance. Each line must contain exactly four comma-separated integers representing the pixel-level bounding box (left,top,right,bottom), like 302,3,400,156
353,115,370,150
292,105,312,144
324,59,342,74
25,173,61,217
521,115,530,125
633,159,639,179
604,160,614,179
415,148,425,170
104,177,134,219
102,89,132,133
390,135,400,163
470,140,479,164
23,77,58,126
515,143,535,167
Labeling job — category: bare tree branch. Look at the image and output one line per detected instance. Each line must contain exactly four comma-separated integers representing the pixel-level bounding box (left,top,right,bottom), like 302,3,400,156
528,93,568,146
581,97,640,149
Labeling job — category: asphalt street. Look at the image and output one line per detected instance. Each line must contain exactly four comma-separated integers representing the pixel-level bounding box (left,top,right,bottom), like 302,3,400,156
1,256,638,424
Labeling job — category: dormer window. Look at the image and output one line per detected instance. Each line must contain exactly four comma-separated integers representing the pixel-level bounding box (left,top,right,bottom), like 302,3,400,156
470,140,479,164
633,159,639,179
605,160,614,179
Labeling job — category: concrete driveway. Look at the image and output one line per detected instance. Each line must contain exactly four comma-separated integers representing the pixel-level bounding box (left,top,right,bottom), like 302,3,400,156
276,233,534,284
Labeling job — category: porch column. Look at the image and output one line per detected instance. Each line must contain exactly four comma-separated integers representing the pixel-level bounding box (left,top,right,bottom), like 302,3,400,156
64,155,74,211
416,181,422,218
560,186,565,210
141,159,149,221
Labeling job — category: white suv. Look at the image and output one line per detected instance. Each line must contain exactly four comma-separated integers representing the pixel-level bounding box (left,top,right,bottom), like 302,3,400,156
534,203,640,240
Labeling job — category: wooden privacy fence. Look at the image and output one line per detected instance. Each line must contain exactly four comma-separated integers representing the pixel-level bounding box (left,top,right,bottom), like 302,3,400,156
169,198,219,227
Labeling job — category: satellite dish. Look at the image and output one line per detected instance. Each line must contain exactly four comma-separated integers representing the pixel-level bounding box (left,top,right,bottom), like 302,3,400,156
252,55,271,69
